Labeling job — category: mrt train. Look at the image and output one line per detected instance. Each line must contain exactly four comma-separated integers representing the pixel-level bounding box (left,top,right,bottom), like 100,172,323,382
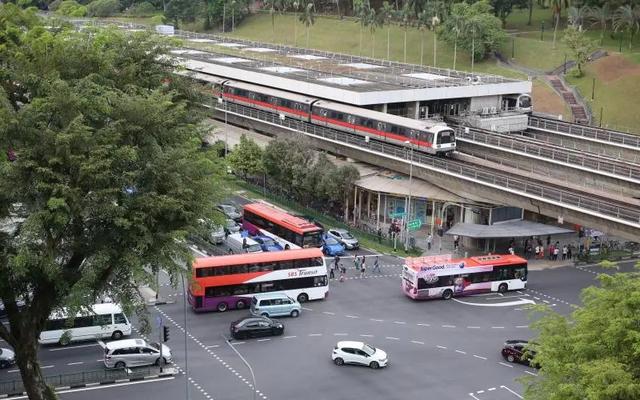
190,72,457,155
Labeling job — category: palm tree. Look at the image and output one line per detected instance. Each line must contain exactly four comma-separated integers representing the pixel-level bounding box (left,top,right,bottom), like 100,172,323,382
367,7,382,58
587,4,610,45
613,4,640,50
264,0,277,41
292,1,300,46
465,16,483,72
431,15,440,67
449,12,464,70
568,5,589,30
380,1,395,60
398,3,412,63
354,0,369,56
417,11,430,66
299,2,316,48
230,0,237,32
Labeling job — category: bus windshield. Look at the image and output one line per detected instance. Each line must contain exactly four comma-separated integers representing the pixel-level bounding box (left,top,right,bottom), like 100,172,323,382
303,231,323,248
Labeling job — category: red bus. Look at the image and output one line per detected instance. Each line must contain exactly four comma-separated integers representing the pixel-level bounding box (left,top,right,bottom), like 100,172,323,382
242,202,323,248
188,248,328,312
402,254,527,300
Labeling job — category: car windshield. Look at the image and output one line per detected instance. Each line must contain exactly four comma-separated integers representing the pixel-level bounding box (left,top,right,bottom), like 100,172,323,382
261,238,276,246
362,343,376,356
325,237,339,245
248,244,262,253
149,342,160,351
302,231,323,248
341,232,354,240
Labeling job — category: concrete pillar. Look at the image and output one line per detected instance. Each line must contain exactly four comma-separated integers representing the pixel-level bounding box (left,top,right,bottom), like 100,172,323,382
367,191,371,220
382,103,388,114
376,192,381,230
353,186,358,225
358,189,363,221
383,195,387,225
431,200,436,236
344,193,349,222
414,101,420,119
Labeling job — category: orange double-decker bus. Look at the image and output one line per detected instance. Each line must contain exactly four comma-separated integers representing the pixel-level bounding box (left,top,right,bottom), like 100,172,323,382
242,202,323,248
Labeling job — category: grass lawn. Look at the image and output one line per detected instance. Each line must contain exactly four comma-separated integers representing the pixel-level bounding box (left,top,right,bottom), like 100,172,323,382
565,53,640,133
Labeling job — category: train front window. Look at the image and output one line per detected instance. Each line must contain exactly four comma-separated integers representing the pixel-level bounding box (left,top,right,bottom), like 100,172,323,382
519,95,531,108
436,130,455,144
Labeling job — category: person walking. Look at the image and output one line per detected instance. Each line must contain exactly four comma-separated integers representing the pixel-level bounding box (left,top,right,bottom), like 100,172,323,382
372,256,381,273
354,256,361,271
567,244,573,260
334,255,340,270
562,245,568,260
553,246,560,261
360,260,366,278
329,264,335,279
426,233,433,251
453,235,459,251
508,245,515,255
377,228,382,244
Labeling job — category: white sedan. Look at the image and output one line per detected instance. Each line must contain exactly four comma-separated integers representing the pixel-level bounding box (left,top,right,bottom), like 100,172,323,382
331,341,388,369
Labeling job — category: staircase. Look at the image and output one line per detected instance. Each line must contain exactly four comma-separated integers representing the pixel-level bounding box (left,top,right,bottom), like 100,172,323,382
547,75,589,124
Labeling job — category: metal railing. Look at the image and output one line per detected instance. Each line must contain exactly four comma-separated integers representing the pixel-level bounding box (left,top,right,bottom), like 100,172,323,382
529,116,640,149
457,128,640,182
219,102,640,228
0,367,156,395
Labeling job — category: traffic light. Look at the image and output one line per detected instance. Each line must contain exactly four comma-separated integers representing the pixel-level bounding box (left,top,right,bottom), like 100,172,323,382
162,326,170,342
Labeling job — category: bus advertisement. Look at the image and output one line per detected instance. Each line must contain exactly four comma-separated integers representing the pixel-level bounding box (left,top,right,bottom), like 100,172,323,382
402,254,527,300
242,202,323,248
188,248,328,312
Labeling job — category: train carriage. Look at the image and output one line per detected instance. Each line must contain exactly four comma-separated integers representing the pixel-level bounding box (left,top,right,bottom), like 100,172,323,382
222,81,315,121
178,71,227,108
311,100,456,155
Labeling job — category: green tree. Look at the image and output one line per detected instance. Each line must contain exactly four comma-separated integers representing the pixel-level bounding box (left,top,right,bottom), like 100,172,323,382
586,3,610,45
366,5,382,58
489,0,528,27
563,25,595,76
613,4,640,50
353,0,368,56
380,1,395,60
522,262,640,400
567,4,589,29
398,2,413,63
417,10,430,66
292,0,300,45
86,0,121,17
227,134,265,178
55,0,87,16
0,6,223,399
299,1,315,48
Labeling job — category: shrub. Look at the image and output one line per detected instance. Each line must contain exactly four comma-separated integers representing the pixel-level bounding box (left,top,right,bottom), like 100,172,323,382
48,0,63,11
55,0,88,16
150,14,166,25
86,0,121,17
126,1,157,16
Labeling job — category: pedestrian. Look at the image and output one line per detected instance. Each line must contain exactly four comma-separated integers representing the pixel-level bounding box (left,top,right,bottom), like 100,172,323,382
372,256,380,273
361,255,366,268
426,233,433,251
567,244,573,260
334,255,340,270
339,264,346,282
228,248,234,255
562,245,568,260
508,245,515,255
360,261,366,278
548,244,555,260
284,244,290,250
546,235,551,246
329,265,335,279
453,235,459,250
553,246,560,261
534,245,540,259
242,238,248,250
377,228,382,244
354,256,361,271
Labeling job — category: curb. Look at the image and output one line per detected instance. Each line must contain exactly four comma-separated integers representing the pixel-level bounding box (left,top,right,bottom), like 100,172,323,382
0,369,177,398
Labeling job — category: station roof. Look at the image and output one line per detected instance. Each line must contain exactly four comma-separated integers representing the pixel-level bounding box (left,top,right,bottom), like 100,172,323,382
445,220,575,239
169,33,532,106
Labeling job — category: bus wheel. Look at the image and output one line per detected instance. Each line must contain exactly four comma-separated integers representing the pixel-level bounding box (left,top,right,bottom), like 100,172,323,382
236,300,246,309
442,290,453,300
115,361,126,369
217,302,228,312
59,336,70,346
297,293,309,303
498,283,508,294
111,331,123,340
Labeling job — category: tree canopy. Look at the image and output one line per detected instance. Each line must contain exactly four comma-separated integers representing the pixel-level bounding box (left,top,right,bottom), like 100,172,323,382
0,4,223,399
523,262,640,400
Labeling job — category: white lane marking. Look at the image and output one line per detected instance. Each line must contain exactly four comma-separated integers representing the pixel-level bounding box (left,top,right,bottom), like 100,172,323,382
477,390,484,394
360,334,374,338
500,385,524,399
322,312,335,315
393,321,406,325
302,307,313,311
206,345,220,348
333,333,348,336
442,325,456,328
417,323,430,327
498,362,514,368
308,333,322,337
283,336,297,339
410,340,424,345
524,370,538,376
257,338,270,342
96,340,106,349
516,325,529,328
385,336,399,340
7,370,19,373
473,355,487,360
491,326,505,329
436,345,447,349
453,298,536,307
370,318,384,322
41,365,54,369
232,341,246,345
455,350,467,354
467,326,481,329
469,393,481,400
49,343,100,352
488,387,496,391
67,362,84,366
9,377,176,399
345,315,359,319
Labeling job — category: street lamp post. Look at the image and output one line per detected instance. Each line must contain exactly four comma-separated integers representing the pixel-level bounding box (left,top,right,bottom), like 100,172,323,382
223,334,257,400
218,97,229,158
403,140,414,252
181,274,190,400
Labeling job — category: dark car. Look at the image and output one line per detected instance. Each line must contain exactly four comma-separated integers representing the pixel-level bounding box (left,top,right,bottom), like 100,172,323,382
230,316,284,340
0,300,26,319
501,340,538,367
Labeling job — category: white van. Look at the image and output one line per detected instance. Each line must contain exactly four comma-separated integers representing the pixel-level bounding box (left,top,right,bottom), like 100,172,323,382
250,293,302,318
104,338,172,369
226,233,263,254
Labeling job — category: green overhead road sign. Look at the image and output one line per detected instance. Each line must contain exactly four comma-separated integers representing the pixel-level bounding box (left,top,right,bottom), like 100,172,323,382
407,219,422,231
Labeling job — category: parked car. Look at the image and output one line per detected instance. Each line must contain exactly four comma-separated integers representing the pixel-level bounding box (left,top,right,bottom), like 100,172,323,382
332,341,388,369
0,299,26,318
103,339,172,369
322,236,345,256
501,340,538,367
253,235,283,252
217,204,242,222
229,316,284,340
250,293,301,318
0,348,16,369
209,224,226,245
326,228,359,250
225,219,241,234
